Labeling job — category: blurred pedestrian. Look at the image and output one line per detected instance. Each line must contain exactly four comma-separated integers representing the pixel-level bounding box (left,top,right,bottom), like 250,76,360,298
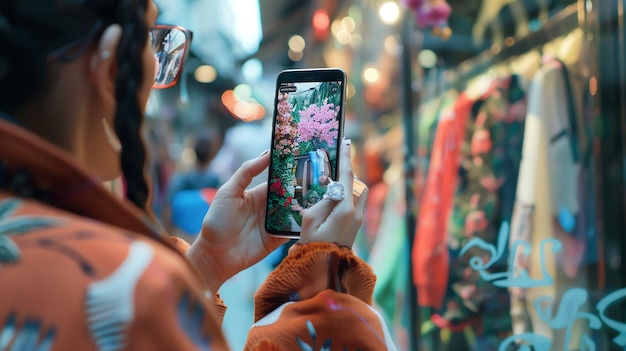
164,129,221,241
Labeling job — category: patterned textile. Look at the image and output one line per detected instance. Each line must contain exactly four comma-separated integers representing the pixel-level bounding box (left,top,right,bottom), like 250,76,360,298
448,75,526,247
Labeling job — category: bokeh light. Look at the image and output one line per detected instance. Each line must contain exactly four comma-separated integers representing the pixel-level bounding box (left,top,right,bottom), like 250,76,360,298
363,67,380,84
194,65,217,83
288,35,306,52
418,49,438,68
379,1,400,25
384,35,401,56
242,58,263,82
288,49,304,61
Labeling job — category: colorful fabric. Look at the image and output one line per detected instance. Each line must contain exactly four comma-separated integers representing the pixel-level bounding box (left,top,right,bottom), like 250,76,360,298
448,75,526,246
431,75,527,350
0,120,230,350
414,76,527,351
0,119,388,351
412,92,476,308
415,90,459,206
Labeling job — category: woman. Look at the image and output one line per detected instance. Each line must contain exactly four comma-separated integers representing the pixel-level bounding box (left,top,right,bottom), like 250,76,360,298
0,1,396,350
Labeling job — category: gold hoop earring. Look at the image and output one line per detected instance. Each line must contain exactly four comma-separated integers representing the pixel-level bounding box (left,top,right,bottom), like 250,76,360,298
101,118,122,152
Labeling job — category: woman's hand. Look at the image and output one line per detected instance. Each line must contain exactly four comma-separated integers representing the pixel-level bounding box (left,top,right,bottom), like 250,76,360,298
299,138,369,248
186,150,288,293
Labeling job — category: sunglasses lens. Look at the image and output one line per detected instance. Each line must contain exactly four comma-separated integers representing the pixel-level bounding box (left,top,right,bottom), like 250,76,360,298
151,27,188,88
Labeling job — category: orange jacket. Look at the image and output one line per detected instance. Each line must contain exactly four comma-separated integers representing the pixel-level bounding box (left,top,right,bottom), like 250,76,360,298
0,119,395,350
411,92,476,308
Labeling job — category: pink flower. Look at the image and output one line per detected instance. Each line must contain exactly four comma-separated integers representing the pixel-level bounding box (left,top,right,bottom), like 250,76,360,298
274,93,300,155
297,99,339,147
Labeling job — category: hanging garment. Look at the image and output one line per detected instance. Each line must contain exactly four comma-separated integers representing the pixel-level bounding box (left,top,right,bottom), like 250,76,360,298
419,91,460,176
418,75,527,351
415,91,459,211
448,75,527,247
412,91,477,309
508,57,589,350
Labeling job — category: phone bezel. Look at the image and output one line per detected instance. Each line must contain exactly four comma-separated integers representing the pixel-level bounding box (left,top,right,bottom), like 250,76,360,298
265,68,347,238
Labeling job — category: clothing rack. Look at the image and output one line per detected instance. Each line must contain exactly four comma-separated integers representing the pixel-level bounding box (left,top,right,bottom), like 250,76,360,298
400,3,581,351
445,3,579,88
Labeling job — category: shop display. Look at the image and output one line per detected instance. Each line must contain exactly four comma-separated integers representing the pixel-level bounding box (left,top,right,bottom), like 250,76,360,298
401,2,625,349
295,1,625,349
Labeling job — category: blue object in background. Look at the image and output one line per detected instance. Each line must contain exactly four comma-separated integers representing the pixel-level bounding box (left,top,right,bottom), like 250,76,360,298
171,188,217,236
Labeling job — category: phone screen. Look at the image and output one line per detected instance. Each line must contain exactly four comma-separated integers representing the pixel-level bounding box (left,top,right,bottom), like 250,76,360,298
265,69,346,238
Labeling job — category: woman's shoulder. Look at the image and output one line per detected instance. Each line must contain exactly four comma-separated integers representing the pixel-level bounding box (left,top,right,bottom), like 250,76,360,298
0,192,190,270
0,193,228,350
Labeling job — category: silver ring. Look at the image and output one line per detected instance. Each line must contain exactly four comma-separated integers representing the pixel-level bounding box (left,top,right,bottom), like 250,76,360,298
323,179,345,202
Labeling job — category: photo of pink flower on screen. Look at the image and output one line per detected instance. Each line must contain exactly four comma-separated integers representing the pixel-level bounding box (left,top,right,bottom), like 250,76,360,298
267,92,301,231
268,85,343,231
275,93,299,155
297,98,339,150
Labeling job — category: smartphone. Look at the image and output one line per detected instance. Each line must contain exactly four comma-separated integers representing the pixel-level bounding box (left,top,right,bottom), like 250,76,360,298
265,68,347,238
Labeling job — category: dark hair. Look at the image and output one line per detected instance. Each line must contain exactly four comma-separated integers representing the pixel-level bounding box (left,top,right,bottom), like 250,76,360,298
0,0,153,214
193,130,218,165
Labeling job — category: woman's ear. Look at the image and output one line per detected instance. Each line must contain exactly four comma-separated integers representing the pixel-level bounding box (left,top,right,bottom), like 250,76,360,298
90,24,123,104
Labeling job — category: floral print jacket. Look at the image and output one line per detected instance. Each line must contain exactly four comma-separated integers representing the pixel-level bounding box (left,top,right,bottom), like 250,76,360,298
0,120,395,351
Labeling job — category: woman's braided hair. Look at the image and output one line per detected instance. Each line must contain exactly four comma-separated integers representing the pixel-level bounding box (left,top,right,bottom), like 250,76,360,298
112,0,152,212
0,0,153,214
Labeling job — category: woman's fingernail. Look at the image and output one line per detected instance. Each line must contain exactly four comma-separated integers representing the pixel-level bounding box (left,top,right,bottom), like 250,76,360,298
258,149,269,157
